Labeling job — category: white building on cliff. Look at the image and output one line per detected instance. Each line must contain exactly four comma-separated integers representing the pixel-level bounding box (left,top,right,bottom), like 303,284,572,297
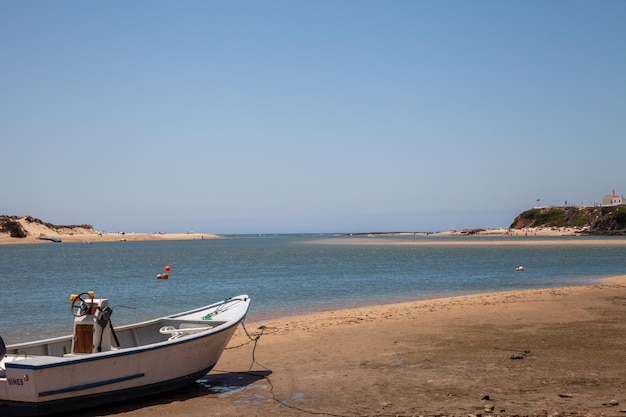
601,189,624,206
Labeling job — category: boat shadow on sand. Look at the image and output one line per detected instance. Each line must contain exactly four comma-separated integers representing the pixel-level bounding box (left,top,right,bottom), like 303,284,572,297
70,370,272,417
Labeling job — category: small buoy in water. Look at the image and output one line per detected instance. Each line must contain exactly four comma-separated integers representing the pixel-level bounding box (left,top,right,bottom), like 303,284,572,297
516,266,524,271
165,265,171,272
157,273,169,280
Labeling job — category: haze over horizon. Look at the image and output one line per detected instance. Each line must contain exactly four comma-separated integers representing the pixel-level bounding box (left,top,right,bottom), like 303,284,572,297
2,1,624,234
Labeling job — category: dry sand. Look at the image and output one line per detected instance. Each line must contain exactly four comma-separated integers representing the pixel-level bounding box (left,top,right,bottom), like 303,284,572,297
70,276,626,417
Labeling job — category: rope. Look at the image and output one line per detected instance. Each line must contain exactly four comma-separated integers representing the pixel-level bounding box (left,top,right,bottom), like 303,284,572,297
221,322,351,417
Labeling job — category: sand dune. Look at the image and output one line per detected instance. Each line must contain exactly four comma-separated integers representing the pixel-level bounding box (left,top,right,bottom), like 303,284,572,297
0,217,221,244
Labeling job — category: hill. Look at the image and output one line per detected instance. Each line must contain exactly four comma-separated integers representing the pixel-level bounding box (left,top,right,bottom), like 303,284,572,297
0,215,97,239
510,206,626,235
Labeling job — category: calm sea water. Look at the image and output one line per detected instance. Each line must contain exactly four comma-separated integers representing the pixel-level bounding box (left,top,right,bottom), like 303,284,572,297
1,234,626,344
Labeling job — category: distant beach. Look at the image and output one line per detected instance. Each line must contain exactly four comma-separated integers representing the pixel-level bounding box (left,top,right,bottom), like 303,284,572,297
0,214,597,245
0,232,222,245
320,235,626,246
0,216,222,244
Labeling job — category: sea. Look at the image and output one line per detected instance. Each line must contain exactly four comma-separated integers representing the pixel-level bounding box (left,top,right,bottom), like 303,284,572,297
1,234,626,345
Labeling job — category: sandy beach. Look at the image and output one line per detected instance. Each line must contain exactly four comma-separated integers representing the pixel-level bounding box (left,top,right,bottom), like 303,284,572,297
66,275,626,417
0,232,221,245
316,236,626,247
0,217,222,244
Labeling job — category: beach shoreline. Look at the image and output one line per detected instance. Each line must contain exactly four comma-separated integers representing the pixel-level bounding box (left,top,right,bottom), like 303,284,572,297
0,222,614,246
317,236,626,246
1,214,620,245
0,216,223,244
0,232,222,245
0,226,222,245
70,275,626,417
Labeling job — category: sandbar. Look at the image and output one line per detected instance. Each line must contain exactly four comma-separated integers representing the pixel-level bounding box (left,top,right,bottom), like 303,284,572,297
318,236,626,246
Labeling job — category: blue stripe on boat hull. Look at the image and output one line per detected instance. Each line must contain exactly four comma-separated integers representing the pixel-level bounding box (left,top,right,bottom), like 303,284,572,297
38,373,145,397
0,365,215,416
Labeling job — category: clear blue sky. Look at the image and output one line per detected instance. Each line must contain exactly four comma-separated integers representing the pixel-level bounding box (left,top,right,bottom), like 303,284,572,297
2,1,625,234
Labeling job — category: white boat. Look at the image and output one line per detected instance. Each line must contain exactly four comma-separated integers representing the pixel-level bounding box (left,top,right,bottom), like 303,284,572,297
0,292,251,416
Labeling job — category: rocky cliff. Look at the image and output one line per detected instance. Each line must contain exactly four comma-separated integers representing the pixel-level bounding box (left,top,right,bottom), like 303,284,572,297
510,206,626,235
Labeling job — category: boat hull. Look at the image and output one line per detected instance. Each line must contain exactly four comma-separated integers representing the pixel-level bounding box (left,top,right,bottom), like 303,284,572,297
0,296,250,416
2,366,214,416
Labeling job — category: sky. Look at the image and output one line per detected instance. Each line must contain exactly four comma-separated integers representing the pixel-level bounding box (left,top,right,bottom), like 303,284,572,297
1,1,625,234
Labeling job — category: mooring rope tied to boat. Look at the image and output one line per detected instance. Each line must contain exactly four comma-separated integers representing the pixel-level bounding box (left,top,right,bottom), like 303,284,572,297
204,297,249,319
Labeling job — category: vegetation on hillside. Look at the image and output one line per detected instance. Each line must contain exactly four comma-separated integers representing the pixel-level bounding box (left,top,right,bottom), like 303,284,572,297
0,216,27,238
511,206,626,234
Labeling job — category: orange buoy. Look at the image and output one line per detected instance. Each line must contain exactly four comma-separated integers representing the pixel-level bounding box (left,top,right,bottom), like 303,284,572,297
165,265,171,272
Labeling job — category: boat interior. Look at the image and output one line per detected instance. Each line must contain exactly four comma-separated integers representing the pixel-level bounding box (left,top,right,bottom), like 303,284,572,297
0,295,227,376
2,318,226,358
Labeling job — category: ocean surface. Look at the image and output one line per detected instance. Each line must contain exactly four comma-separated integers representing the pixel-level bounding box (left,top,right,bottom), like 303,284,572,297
1,234,626,344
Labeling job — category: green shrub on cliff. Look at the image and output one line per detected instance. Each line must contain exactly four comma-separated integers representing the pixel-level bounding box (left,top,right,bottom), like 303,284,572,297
518,208,565,226
0,217,27,238
608,207,626,227
512,205,626,234
572,217,590,227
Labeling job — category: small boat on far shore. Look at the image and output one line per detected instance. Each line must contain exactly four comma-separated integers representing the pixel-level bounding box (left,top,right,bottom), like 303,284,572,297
37,237,61,243
0,292,251,416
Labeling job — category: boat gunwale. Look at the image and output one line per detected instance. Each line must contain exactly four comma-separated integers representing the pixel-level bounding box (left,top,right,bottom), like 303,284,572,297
3,296,250,371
